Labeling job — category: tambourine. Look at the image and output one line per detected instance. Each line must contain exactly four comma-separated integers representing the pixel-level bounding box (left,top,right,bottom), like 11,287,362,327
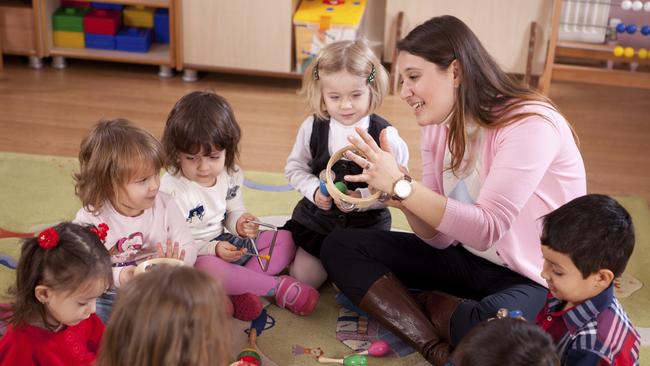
325,145,382,210
134,258,185,275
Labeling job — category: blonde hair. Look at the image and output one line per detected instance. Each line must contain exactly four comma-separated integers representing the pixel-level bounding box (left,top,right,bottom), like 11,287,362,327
74,119,164,213
97,266,231,366
302,39,388,120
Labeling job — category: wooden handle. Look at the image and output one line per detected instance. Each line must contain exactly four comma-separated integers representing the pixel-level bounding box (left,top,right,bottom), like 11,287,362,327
317,356,344,364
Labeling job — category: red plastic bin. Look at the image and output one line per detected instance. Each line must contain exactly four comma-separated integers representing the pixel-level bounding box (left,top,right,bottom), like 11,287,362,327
83,9,121,35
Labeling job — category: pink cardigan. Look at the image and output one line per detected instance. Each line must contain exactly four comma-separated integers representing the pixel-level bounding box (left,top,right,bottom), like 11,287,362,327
418,103,586,285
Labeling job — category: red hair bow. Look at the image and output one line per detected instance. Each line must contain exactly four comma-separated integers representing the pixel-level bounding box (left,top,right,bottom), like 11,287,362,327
37,228,59,250
90,223,109,241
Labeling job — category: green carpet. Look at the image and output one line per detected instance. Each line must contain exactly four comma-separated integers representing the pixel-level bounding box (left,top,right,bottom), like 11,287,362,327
1,152,648,365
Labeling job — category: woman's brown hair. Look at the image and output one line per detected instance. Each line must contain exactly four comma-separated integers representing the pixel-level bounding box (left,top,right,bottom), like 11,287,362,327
97,266,231,366
162,91,241,175
74,118,164,213
397,15,578,174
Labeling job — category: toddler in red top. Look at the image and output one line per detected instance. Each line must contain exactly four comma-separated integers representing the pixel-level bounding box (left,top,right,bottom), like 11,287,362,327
0,222,113,366
536,194,640,365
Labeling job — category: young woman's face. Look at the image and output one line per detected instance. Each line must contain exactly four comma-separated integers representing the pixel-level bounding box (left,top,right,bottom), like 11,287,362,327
320,71,371,126
398,51,457,126
179,148,226,187
41,279,107,327
114,169,160,217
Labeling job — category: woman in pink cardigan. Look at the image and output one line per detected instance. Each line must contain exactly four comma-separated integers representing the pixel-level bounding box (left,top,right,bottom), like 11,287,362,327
320,15,586,365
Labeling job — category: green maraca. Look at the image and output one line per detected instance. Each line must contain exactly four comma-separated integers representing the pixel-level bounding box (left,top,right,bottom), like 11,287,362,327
318,354,368,366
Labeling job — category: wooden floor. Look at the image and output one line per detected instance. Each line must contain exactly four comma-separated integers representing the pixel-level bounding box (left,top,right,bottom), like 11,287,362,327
1,57,649,205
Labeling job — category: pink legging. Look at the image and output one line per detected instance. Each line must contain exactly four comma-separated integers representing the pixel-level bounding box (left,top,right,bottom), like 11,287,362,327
194,230,296,296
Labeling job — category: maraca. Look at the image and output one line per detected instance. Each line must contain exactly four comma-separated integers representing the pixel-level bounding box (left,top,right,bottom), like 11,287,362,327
236,347,262,366
357,339,390,357
318,354,367,366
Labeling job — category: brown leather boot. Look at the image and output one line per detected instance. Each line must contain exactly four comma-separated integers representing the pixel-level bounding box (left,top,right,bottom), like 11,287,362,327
419,291,464,343
359,273,452,365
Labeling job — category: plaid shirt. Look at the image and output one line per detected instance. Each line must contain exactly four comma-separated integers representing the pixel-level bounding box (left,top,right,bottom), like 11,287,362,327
536,285,640,366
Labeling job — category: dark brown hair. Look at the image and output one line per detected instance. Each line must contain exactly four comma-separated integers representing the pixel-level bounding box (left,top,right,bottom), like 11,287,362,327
397,15,578,174
97,266,231,366
541,194,635,278
162,91,241,175
74,118,164,213
451,317,559,366
3,222,112,329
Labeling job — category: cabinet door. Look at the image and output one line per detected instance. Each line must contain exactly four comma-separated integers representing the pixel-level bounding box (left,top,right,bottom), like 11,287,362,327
384,0,553,75
182,0,296,73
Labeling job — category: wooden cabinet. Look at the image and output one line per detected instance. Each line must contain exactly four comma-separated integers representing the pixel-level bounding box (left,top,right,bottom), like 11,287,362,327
179,0,300,78
38,0,177,72
384,0,553,77
0,0,44,67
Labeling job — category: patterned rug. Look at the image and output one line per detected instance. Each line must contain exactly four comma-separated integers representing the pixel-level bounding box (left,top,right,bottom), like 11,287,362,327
1,152,648,365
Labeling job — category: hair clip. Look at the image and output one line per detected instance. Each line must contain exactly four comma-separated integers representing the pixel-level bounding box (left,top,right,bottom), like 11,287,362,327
37,227,59,250
367,64,376,83
313,62,320,80
90,223,109,242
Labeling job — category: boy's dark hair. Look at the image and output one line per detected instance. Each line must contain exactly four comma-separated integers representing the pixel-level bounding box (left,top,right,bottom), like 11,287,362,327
162,91,241,175
451,318,559,366
541,194,635,278
4,222,113,328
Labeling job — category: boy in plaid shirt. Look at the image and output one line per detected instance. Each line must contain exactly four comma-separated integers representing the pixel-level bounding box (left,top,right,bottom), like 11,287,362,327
536,194,640,366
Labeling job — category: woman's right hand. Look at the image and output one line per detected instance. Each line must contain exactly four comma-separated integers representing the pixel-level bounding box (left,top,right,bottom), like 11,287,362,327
313,187,333,210
215,241,246,262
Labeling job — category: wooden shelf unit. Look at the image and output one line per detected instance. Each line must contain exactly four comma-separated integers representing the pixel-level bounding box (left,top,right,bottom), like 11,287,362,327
0,0,44,59
39,0,177,68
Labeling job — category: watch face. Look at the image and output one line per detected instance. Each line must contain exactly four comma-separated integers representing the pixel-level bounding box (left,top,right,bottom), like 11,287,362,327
395,179,412,198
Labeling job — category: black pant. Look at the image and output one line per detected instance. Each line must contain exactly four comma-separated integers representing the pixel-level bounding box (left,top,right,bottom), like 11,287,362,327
321,228,547,345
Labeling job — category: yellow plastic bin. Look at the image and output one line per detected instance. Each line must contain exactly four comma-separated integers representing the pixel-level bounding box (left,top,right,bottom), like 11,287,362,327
53,30,85,48
123,5,155,28
293,0,367,73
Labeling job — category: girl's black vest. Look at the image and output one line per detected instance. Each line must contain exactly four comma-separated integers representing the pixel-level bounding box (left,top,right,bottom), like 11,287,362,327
290,114,392,234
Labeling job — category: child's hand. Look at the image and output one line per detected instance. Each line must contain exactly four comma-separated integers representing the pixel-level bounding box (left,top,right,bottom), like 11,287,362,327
216,241,246,262
314,188,333,211
119,265,136,284
334,190,361,212
156,240,187,261
236,213,259,238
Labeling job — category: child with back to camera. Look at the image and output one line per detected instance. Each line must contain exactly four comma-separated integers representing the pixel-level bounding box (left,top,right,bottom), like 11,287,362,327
536,194,640,365
74,118,196,323
0,222,113,366
284,39,409,288
160,91,319,319
97,266,231,366
446,316,559,366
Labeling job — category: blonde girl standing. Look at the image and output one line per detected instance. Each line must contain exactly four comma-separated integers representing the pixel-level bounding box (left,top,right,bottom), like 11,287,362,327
284,40,409,288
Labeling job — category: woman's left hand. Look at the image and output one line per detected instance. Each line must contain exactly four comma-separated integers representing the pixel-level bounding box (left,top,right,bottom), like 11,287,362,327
344,127,404,194
237,213,259,238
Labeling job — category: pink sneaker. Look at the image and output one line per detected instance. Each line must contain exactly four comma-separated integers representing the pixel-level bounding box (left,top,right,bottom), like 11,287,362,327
275,275,319,316
231,293,263,321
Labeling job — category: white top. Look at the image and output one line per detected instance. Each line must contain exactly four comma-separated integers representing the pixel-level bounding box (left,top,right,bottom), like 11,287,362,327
285,115,410,209
159,167,246,256
74,192,197,288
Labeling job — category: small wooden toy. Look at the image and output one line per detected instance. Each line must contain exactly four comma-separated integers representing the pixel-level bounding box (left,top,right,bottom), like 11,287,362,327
357,339,390,357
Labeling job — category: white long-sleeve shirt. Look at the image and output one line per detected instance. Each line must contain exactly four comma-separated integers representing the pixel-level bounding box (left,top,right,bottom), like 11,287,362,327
159,167,246,256
285,115,410,209
74,192,197,288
